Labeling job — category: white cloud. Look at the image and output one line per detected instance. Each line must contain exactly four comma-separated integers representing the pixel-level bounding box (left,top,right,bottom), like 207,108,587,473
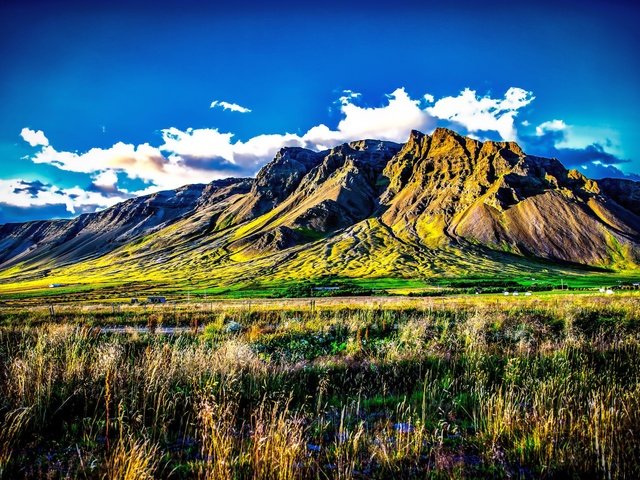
233,133,305,162
92,170,119,189
536,119,567,136
31,143,168,181
20,128,49,147
427,87,535,141
163,88,435,164
27,141,233,192
14,86,635,218
303,87,434,149
338,90,362,104
19,86,543,203
158,128,306,177
160,127,235,161
210,100,252,113
0,179,126,214
12,86,628,221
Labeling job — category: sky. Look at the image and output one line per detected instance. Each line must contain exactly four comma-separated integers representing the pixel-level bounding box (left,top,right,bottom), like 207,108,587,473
1,0,639,224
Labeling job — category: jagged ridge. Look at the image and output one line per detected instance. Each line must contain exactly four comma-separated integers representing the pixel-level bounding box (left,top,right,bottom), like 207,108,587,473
1,128,639,289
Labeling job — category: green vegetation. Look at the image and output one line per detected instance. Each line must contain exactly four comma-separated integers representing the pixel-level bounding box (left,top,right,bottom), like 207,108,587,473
1,295,639,478
272,280,376,298
1,271,638,305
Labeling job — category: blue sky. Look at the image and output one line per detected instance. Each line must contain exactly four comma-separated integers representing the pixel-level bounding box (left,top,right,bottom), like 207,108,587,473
1,0,639,223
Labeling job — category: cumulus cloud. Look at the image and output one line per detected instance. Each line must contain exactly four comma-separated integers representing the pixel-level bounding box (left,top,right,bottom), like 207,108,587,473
22,138,214,195
149,88,435,174
161,128,307,174
88,170,132,196
92,170,119,189
427,87,535,141
0,178,127,216
535,119,567,136
20,87,439,195
20,128,49,147
17,85,635,221
159,128,307,177
303,87,434,149
25,137,249,194
31,143,169,182
210,100,252,113
161,127,236,161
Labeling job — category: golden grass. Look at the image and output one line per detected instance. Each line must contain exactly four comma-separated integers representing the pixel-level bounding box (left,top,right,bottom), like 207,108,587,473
103,435,160,480
0,297,639,478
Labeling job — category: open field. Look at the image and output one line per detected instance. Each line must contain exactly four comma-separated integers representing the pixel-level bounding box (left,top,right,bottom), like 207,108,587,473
1,270,639,306
1,294,640,478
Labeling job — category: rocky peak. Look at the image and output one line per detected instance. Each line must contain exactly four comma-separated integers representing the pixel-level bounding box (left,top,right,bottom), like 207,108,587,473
428,127,479,160
2,128,640,278
348,139,401,154
402,129,429,154
255,147,323,187
248,147,324,211
430,126,466,142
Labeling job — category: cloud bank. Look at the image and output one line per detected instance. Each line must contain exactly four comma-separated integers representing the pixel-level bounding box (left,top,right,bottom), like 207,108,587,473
5,86,634,223
0,178,128,219
427,87,535,141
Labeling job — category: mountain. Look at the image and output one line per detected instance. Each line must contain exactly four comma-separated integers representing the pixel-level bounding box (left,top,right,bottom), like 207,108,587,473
1,128,639,292
0,179,250,268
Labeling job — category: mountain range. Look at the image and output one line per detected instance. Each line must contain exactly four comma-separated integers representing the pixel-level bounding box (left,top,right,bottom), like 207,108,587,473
1,128,639,295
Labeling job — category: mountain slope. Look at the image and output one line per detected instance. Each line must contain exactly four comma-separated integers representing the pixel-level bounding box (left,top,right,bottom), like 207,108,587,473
377,128,639,267
0,178,250,271
0,128,638,293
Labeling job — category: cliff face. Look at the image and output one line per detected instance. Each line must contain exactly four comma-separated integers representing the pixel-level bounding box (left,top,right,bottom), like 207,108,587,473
1,128,639,283
375,128,639,266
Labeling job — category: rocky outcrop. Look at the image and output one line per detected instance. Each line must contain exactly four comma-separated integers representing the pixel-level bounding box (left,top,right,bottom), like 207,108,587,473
231,226,304,253
223,148,325,224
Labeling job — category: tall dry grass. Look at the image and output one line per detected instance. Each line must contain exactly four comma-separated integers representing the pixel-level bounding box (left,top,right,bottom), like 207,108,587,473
0,298,638,478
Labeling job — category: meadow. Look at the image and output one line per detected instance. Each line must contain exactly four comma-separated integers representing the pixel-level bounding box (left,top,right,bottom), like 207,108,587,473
0,294,639,478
